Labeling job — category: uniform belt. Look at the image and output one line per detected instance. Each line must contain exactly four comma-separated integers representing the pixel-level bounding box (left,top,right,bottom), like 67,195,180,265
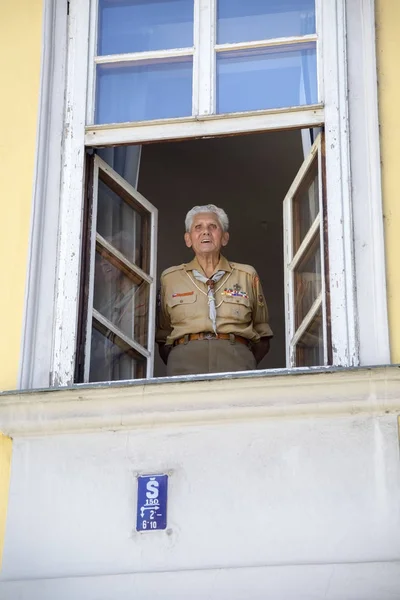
173,332,250,346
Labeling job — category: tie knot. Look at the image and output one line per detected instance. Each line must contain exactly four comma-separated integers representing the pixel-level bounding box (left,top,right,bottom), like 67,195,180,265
206,279,215,289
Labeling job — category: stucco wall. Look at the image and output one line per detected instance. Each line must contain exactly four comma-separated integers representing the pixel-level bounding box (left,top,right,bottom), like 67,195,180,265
0,435,12,570
0,0,43,390
2,414,400,598
1,367,400,598
376,0,400,363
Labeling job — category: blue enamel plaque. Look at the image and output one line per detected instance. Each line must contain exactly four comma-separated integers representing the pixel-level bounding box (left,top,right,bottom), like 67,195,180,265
136,474,168,531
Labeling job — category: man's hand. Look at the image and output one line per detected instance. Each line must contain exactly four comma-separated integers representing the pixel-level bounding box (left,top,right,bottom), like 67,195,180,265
158,343,172,365
251,337,271,364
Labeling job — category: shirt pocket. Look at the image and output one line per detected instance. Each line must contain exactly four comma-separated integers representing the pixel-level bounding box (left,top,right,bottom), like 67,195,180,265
220,295,251,324
167,293,197,324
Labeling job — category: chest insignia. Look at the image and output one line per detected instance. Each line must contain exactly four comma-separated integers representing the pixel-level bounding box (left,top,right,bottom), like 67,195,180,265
222,288,249,299
233,283,241,291
172,291,194,298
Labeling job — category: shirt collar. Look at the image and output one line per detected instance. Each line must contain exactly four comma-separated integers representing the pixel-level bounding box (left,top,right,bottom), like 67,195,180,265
184,254,232,275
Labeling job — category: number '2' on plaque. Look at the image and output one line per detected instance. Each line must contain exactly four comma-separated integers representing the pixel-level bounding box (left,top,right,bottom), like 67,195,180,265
136,474,168,531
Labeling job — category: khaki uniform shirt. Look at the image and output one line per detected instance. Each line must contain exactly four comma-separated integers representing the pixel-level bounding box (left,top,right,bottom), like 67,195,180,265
156,255,273,346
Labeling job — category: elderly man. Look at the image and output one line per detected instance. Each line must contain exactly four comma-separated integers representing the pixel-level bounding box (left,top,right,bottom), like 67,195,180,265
156,204,273,376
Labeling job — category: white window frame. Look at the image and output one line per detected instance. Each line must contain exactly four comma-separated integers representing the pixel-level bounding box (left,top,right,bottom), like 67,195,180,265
19,0,390,389
83,155,158,381
87,0,319,124
283,134,329,368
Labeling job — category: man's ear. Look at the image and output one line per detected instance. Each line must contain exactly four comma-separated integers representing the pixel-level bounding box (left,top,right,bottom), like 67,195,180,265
184,232,192,248
221,231,229,247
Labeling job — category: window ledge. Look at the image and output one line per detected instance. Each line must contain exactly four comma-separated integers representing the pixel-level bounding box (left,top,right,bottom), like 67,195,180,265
1,365,400,436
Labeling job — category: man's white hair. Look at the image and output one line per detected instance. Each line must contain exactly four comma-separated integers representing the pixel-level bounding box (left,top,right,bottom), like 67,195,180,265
185,204,229,232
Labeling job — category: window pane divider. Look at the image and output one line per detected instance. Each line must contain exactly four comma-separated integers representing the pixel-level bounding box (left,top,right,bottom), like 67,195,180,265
89,104,323,130
289,215,320,271
194,0,215,116
146,209,158,379
318,144,329,365
291,292,322,348
215,33,318,54
87,0,99,124
92,309,151,360
83,157,100,382
95,47,194,65
315,0,323,103
85,105,324,145
192,0,200,115
96,233,153,285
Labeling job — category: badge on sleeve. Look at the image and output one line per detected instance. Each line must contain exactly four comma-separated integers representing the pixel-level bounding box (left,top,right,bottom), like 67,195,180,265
258,294,264,306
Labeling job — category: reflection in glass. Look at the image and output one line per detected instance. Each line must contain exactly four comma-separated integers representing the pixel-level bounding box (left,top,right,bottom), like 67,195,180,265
93,251,149,348
217,0,315,44
295,311,323,366
98,0,194,55
294,241,321,328
217,44,317,114
89,326,146,382
96,58,193,124
97,146,141,189
293,162,319,253
97,176,145,269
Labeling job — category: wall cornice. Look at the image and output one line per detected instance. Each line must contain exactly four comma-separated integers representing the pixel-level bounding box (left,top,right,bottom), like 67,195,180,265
1,366,400,436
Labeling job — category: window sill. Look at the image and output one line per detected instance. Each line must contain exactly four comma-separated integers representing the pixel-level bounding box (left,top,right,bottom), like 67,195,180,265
1,364,399,436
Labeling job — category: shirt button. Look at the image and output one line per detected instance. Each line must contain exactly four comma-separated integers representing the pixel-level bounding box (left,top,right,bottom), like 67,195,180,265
180,300,183,303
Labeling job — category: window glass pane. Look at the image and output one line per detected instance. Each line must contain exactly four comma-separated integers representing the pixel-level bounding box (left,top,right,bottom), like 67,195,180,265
294,239,321,328
217,0,315,45
96,58,193,124
93,251,149,348
216,44,317,115
295,311,323,367
97,147,141,189
89,326,146,382
97,176,147,270
98,0,194,55
293,160,319,253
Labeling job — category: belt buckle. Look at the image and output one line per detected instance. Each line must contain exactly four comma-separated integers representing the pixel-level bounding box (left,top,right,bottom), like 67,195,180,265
203,332,216,340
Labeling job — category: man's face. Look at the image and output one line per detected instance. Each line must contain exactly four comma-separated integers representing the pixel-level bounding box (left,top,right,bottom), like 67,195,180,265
184,212,229,256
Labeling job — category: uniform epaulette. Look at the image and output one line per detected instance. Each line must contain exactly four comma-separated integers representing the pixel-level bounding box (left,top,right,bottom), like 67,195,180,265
161,264,186,278
229,262,256,275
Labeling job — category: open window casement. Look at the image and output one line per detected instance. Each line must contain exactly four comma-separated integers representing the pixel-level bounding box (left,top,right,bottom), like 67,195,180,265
283,133,330,368
79,154,158,382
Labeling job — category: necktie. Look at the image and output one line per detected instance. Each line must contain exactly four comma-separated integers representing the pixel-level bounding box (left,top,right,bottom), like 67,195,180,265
192,269,226,333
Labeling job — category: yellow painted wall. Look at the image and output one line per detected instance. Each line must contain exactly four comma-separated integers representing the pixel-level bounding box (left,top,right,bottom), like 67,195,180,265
0,0,43,390
0,435,12,569
376,1,400,363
